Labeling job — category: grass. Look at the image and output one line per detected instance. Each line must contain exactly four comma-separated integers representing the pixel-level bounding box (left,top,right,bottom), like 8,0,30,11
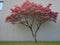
0,42,60,45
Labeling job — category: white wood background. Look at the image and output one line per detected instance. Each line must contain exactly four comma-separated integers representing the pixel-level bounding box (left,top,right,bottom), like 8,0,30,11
0,0,60,41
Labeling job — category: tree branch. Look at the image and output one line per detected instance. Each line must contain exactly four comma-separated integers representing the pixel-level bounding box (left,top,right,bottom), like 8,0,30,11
20,22,28,27
35,20,47,40
23,15,35,38
31,19,34,27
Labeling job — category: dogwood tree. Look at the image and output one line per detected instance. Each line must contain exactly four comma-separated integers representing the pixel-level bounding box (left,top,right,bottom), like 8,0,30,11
5,0,58,42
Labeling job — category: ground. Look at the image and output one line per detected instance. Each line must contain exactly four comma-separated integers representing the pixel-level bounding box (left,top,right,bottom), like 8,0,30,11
0,42,60,45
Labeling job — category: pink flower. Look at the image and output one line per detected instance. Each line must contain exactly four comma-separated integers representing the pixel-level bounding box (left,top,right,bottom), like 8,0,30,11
11,5,22,14
21,0,37,14
46,3,52,8
5,16,11,22
5,0,58,24
49,12,58,22
41,15,49,19
34,4,43,13
21,0,31,9
41,7,51,13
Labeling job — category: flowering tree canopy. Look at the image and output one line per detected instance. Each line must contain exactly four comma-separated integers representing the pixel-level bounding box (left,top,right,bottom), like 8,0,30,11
5,0,58,42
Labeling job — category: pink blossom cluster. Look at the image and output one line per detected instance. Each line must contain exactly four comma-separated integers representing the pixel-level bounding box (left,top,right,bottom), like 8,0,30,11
5,0,58,24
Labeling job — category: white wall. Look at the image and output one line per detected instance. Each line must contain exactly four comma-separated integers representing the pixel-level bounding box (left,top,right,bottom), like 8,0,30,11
0,0,60,41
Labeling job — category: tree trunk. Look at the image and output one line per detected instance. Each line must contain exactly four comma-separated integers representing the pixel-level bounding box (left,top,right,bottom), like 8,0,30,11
32,32,37,43
29,26,37,43
34,35,37,43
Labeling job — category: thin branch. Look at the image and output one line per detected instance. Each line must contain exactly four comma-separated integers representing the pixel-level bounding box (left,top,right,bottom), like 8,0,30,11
35,20,47,38
31,19,34,27
29,26,34,38
20,22,28,27
35,23,41,37
23,15,30,27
